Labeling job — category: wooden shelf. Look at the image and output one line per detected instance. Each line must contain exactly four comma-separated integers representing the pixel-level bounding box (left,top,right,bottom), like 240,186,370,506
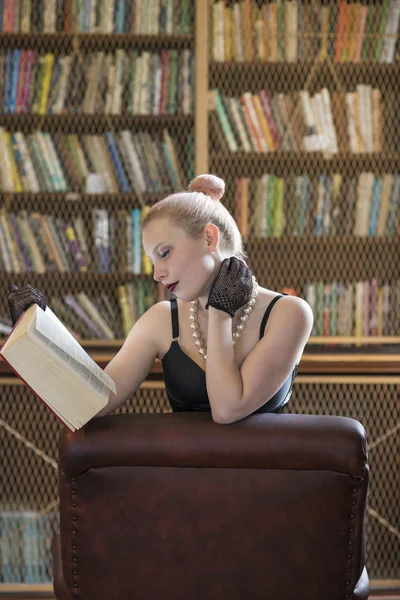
300,354,400,375
209,60,400,93
245,235,400,290
209,59,400,78
300,337,400,374
0,191,167,206
2,340,399,376
247,235,400,245
0,581,397,599
307,336,400,345
209,60,400,74
0,272,154,282
0,32,194,51
0,583,54,599
210,152,400,175
0,113,194,133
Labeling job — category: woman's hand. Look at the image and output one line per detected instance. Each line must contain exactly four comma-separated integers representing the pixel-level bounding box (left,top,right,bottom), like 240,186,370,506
7,284,47,326
206,257,254,317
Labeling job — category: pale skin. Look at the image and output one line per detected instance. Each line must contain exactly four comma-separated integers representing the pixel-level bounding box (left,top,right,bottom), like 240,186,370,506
98,217,314,424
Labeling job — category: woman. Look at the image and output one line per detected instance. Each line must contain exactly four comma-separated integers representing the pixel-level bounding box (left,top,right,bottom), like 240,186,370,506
7,174,313,424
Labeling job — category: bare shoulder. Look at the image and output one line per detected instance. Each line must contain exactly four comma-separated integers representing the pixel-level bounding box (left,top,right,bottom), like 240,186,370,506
135,300,173,358
257,288,314,334
254,289,313,365
137,299,171,331
145,299,171,319
279,293,313,318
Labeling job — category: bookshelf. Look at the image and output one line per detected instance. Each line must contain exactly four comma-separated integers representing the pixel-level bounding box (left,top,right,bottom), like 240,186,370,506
203,0,400,588
205,1,400,342
0,0,399,595
0,4,196,340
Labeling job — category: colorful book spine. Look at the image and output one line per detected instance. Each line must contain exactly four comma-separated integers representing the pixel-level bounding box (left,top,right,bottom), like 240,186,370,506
65,222,87,272
141,206,153,275
131,208,142,275
104,131,131,193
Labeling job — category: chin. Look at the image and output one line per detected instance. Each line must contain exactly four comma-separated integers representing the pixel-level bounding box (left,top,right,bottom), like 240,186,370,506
175,289,199,303
175,292,193,303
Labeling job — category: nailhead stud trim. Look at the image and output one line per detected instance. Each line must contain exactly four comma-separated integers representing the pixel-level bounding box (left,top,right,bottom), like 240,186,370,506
70,476,79,598
344,484,359,598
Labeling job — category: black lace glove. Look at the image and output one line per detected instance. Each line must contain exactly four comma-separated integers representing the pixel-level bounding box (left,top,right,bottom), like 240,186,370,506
205,257,254,317
7,284,47,326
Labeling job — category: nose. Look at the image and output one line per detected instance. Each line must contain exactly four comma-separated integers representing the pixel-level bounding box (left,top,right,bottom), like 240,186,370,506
153,264,167,282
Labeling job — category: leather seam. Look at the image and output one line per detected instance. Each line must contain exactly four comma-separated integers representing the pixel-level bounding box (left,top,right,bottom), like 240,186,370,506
70,477,78,599
345,483,359,599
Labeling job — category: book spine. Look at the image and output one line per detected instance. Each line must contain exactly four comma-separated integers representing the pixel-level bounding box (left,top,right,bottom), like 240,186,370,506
65,222,87,272
212,89,238,152
93,208,110,273
131,207,142,275
63,294,104,338
22,511,40,583
117,284,133,337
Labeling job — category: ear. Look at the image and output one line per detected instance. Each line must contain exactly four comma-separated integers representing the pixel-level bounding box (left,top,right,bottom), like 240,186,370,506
204,223,219,252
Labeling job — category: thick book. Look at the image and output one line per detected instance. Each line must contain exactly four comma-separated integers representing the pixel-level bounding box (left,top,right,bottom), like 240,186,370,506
0,304,115,432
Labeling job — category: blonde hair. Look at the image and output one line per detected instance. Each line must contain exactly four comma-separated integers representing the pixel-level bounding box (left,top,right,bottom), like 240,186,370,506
142,174,247,260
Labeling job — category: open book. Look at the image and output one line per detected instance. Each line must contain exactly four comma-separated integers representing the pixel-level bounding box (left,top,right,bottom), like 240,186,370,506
0,304,116,432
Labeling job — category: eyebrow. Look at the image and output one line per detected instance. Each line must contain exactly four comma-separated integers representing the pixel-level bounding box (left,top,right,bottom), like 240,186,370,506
153,242,168,254
146,241,168,262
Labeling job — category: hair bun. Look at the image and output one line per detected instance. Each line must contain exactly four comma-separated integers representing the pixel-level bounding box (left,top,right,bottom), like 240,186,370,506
188,174,225,202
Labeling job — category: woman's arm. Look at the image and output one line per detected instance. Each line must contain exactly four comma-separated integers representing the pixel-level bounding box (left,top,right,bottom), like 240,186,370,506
95,302,167,417
206,296,313,424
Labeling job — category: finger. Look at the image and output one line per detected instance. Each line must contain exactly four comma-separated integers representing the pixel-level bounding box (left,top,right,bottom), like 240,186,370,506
224,257,231,272
232,257,242,276
238,260,248,279
9,284,18,293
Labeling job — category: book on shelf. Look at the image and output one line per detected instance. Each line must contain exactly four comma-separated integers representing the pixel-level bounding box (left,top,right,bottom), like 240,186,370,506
236,172,399,239
212,86,383,156
0,304,116,431
0,509,59,584
304,279,400,337
1,47,194,116
0,1,193,34
210,0,400,64
0,127,188,195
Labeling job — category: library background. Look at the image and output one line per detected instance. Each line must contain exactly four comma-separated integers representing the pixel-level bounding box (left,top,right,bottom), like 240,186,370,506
0,0,399,598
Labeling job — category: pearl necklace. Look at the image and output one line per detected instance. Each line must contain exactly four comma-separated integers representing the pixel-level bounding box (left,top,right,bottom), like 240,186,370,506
189,277,259,360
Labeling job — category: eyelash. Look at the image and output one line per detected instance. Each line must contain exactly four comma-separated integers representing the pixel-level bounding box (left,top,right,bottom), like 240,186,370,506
160,250,170,259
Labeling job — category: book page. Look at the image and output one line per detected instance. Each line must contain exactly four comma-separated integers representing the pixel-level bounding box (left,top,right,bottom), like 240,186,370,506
33,306,116,394
0,304,36,352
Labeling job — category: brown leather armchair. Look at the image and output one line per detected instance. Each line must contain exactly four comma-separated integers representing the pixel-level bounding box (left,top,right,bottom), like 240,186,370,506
52,412,369,600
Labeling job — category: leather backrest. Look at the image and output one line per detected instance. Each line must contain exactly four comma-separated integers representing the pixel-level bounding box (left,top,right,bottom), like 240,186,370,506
57,413,368,600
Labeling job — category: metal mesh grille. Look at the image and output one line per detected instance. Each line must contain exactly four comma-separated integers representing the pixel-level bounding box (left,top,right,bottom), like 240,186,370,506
285,379,399,580
1,379,399,582
0,19,195,339
0,380,170,584
208,3,400,335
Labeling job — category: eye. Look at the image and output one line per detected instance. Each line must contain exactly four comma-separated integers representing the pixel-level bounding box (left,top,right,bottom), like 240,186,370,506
160,249,171,259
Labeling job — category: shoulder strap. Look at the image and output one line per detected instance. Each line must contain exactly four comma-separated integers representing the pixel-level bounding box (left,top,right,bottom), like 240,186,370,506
170,296,179,339
259,293,287,340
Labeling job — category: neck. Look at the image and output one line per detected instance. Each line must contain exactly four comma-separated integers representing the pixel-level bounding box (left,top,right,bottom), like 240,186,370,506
196,294,209,313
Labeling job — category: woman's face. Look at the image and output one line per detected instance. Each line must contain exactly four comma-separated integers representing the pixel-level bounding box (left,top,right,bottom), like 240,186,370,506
142,217,220,302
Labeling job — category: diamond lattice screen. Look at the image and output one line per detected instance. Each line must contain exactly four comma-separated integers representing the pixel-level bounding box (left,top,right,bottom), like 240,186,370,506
287,380,399,580
0,10,195,340
0,1,195,586
0,381,171,584
1,380,398,581
208,0,400,337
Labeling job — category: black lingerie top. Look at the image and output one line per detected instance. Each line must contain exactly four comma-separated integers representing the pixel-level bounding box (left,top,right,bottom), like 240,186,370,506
162,293,298,415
